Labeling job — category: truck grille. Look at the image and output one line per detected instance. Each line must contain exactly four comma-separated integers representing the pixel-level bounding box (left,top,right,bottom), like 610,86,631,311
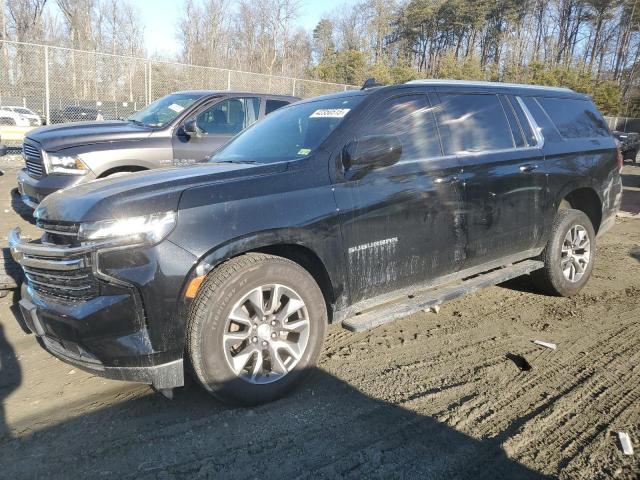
23,262,99,301
23,141,44,178
22,221,99,300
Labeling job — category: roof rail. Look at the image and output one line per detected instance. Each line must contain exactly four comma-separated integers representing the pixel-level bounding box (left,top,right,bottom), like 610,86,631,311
405,79,574,93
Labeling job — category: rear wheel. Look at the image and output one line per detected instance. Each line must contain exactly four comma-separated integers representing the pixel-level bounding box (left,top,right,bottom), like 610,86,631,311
532,208,596,296
187,253,327,405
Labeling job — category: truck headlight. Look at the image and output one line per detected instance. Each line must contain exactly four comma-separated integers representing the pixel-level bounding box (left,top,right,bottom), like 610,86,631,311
45,153,88,175
78,211,177,245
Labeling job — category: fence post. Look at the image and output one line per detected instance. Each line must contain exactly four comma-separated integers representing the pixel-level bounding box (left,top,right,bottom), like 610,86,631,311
227,70,231,91
292,78,296,96
44,45,50,125
147,60,152,105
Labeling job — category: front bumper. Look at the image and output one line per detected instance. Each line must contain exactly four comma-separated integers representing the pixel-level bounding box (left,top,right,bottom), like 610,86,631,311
17,168,95,209
9,228,190,389
19,293,183,388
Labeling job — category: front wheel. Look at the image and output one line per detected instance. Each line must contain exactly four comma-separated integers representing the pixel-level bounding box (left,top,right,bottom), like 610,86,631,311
186,253,327,405
531,208,596,297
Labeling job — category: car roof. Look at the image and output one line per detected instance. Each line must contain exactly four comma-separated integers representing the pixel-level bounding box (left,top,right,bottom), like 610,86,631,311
172,90,299,100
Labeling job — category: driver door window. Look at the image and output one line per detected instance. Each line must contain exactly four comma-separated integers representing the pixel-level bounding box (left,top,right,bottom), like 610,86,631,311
357,94,442,162
196,97,260,135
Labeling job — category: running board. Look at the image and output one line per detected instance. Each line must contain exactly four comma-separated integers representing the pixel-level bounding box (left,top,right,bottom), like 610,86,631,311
342,260,544,332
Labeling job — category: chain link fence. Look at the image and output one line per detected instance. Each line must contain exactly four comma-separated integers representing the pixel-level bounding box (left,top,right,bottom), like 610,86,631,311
605,116,640,133
0,40,356,130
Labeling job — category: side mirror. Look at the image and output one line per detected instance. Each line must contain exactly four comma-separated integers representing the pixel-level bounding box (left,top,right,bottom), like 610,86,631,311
183,118,200,137
342,134,402,177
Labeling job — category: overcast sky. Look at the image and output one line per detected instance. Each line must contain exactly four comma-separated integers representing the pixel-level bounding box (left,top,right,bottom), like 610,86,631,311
136,0,346,57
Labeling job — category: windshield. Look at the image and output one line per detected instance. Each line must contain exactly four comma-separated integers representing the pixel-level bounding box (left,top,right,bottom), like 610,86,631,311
14,107,31,115
211,94,364,164
127,93,204,128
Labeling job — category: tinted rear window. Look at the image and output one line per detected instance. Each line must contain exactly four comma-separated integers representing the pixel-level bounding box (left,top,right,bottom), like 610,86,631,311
265,99,290,115
434,93,514,154
536,97,609,139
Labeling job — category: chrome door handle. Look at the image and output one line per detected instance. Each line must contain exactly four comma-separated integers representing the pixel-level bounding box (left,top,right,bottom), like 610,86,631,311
434,175,459,184
519,164,538,173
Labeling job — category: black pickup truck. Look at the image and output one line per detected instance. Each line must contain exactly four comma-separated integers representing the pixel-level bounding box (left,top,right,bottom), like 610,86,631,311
10,80,622,405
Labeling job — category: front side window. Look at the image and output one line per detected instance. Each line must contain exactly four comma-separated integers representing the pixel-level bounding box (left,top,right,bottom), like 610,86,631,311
356,94,442,162
196,97,260,135
211,94,365,164
128,93,205,128
435,93,514,155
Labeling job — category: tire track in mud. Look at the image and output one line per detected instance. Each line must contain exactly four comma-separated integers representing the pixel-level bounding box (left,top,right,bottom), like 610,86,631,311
447,315,640,431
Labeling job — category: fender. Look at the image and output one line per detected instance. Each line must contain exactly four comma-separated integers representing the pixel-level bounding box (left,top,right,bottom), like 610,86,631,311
553,178,600,210
177,228,349,316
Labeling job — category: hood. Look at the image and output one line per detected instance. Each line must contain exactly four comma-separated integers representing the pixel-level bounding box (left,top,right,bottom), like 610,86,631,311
26,121,153,152
35,161,287,223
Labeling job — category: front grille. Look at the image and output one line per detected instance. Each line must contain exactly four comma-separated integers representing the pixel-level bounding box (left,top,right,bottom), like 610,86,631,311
29,119,40,126
23,263,99,301
22,221,99,300
23,141,44,178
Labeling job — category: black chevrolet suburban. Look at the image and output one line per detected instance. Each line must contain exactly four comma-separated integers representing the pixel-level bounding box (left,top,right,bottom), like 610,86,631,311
10,80,622,405
17,91,298,208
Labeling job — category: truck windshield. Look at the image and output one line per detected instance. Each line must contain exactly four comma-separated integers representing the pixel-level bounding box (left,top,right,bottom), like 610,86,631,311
127,93,204,128
211,94,364,164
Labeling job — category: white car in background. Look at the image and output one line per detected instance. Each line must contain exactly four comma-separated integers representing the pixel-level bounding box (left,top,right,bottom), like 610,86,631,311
0,106,42,127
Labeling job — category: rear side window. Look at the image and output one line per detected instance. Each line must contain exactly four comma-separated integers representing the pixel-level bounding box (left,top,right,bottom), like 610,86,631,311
265,99,290,115
536,97,609,139
358,94,442,162
434,94,514,154
498,95,525,148
508,97,538,147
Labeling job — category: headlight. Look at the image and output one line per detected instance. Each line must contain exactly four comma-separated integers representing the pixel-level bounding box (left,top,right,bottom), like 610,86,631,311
45,152,88,175
78,211,177,245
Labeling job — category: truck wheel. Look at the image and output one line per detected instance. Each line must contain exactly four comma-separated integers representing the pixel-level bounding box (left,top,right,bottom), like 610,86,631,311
186,253,327,405
531,208,595,297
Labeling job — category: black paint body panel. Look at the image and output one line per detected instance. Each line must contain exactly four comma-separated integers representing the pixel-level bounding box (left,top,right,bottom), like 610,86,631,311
20,82,622,382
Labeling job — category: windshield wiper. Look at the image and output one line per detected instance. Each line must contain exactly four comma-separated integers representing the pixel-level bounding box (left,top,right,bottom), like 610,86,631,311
128,119,147,127
213,159,259,165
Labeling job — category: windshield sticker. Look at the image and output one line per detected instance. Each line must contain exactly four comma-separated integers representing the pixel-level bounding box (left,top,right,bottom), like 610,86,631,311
310,108,350,118
297,148,311,156
168,103,185,113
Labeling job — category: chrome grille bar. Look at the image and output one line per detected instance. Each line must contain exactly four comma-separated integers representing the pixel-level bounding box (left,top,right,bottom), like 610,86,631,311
22,141,44,178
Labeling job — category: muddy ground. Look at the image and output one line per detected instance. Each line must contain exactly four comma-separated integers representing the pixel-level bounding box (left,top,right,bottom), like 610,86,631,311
0,157,639,480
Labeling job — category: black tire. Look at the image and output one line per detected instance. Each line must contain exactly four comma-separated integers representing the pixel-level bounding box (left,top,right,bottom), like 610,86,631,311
531,208,596,297
186,253,327,406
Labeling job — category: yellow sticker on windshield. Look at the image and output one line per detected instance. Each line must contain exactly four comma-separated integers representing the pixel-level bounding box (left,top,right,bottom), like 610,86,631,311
298,148,311,156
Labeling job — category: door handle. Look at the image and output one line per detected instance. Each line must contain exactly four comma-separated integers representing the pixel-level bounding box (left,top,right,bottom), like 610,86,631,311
519,164,538,173
434,175,459,184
